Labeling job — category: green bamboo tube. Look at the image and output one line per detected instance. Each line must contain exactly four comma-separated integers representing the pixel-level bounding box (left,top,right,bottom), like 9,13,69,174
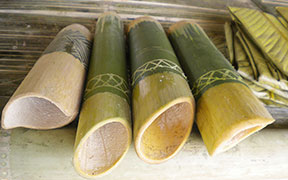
1,24,92,129
73,13,132,177
128,17,195,164
168,21,275,156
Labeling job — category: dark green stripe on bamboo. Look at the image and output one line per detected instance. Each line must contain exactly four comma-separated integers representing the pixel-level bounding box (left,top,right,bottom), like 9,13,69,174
74,12,132,178
168,21,274,156
128,17,195,164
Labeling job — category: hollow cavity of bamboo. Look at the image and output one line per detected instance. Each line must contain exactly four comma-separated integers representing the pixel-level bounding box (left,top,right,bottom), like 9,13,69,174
1,24,92,129
73,12,132,178
168,21,274,156
128,17,195,164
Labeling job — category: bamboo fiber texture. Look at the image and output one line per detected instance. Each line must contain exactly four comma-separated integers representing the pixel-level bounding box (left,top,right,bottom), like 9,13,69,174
1,24,92,129
168,21,275,155
128,17,195,164
73,13,131,178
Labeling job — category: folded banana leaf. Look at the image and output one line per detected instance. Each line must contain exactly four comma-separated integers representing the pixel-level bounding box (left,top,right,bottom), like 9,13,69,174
224,22,235,65
229,7,288,76
236,29,288,91
225,16,288,107
276,7,288,24
243,79,288,108
232,36,288,107
277,16,288,29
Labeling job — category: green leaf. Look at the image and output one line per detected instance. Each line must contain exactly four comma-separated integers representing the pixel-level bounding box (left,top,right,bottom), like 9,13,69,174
229,7,288,76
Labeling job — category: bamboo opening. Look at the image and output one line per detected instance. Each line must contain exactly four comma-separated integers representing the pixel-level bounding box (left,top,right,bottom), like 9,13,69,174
77,122,129,176
3,97,70,129
220,125,262,152
139,102,192,162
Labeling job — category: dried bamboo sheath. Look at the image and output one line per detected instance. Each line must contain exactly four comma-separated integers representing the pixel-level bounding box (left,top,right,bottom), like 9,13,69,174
73,13,132,177
168,22,275,155
1,24,92,129
128,17,195,163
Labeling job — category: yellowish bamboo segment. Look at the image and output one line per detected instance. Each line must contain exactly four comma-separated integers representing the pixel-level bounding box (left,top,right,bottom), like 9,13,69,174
1,24,92,129
128,17,195,164
73,13,132,177
168,21,275,156
197,83,274,155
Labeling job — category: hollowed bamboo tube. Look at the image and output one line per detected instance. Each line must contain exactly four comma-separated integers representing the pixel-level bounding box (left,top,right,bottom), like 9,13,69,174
168,21,275,156
73,13,132,178
1,24,92,129
128,17,195,164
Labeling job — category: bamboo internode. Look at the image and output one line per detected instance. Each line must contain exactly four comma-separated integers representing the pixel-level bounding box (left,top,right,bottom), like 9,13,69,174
128,16,195,163
168,21,275,155
1,24,92,129
73,13,132,178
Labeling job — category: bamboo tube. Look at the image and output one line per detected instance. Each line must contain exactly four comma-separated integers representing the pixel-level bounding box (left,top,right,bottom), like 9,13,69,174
128,17,195,164
168,21,275,156
1,24,92,129
73,13,132,178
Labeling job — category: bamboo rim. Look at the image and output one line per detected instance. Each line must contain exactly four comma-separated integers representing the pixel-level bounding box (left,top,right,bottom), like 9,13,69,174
1,93,74,129
134,96,194,164
97,11,120,20
168,20,195,34
127,16,163,33
74,116,132,178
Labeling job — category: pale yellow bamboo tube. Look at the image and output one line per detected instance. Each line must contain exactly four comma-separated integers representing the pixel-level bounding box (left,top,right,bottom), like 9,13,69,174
128,17,195,163
1,24,92,129
197,83,275,155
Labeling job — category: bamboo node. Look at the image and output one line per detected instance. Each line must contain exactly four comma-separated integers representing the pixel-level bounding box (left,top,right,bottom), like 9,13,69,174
192,69,243,99
84,73,130,102
43,29,92,69
131,59,187,86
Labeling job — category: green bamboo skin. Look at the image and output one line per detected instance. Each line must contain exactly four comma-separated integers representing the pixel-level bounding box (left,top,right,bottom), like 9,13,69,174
1,24,91,129
128,17,195,164
168,21,274,156
74,13,131,177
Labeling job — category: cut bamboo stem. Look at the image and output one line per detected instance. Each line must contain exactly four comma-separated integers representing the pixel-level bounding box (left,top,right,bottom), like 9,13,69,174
128,17,195,164
73,12,132,178
1,24,92,129
168,21,275,156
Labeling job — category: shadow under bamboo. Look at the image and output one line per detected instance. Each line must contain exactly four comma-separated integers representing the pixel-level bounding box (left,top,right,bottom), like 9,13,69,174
73,12,132,178
168,21,275,156
1,24,92,129
128,17,195,164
